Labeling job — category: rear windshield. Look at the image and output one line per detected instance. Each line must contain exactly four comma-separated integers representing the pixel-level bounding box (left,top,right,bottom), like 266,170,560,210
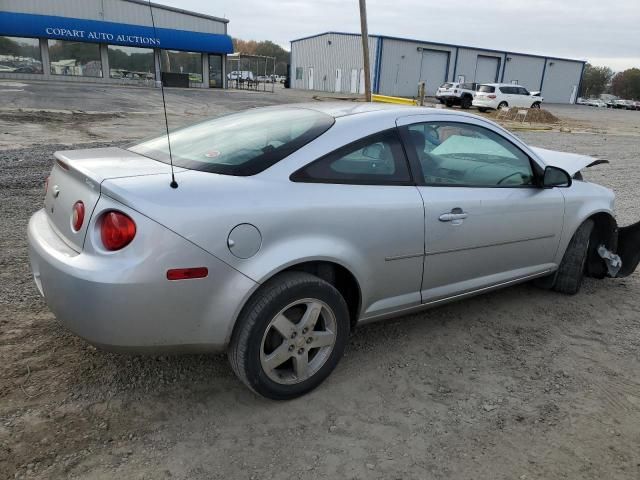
129,108,334,176
478,85,495,93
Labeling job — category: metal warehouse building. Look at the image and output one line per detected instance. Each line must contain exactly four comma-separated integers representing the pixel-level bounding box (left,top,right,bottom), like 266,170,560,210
0,0,233,88
291,32,585,104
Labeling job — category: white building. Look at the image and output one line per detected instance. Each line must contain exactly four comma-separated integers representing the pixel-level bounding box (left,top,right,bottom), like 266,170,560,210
291,32,586,104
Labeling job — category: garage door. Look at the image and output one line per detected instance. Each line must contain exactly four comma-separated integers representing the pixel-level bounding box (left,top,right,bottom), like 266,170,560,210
419,50,449,96
475,55,500,83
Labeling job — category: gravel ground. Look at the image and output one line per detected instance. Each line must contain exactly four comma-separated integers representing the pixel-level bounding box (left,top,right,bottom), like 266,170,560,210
1,84,640,479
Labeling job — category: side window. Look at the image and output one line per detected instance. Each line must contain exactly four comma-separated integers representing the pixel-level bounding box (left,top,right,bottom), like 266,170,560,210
519,87,530,95
404,122,535,187
291,130,411,184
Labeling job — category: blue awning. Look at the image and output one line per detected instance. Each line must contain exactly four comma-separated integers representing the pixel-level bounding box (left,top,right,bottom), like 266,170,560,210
0,12,233,54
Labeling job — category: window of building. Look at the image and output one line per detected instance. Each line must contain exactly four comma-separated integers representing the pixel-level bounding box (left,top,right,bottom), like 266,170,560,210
295,67,303,80
404,122,534,187
292,130,412,185
0,36,42,74
48,40,102,77
209,54,223,88
161,50,202,83
108,45,154,84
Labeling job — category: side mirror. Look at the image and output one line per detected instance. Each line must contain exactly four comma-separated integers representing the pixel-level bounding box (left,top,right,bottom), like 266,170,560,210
542,166,572,188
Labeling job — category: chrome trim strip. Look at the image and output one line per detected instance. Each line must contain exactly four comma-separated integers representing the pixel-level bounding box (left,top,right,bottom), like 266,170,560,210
426,234,555,256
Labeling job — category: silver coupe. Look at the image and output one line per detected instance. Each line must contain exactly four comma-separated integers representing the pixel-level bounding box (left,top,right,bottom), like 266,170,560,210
28,103,639,399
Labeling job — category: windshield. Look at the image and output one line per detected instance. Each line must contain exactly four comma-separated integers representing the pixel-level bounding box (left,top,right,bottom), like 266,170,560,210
441,83,454,88
129,107,334,176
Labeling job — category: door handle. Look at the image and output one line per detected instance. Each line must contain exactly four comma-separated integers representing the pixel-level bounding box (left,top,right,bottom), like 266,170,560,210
439,209,468,222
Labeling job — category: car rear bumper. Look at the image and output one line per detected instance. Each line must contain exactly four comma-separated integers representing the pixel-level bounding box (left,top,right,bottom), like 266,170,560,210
472,98,499,109
27,208,257,353
436,94,462,102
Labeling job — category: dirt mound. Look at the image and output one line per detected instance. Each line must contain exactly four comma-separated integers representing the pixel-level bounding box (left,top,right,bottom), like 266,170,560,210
491,107,560,124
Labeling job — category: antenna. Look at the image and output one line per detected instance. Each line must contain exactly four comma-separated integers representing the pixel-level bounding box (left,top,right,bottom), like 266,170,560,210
147,0,178,189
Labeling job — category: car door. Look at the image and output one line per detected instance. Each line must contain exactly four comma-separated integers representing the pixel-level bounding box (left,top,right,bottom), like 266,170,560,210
397,114,565,304
498,86,512,105
514,86,529,107
290,128,425,318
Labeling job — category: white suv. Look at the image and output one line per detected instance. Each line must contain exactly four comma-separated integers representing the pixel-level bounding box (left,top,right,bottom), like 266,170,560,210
435,82,479,109
473,83,543,112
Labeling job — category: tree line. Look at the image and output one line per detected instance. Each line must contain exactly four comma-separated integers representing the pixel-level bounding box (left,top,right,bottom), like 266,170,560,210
580,64,640,100
232,38,289,76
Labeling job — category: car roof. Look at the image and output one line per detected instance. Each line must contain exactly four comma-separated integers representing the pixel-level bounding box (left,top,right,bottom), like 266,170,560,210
272,101,415,118
480,83,526,87
264,102,486,121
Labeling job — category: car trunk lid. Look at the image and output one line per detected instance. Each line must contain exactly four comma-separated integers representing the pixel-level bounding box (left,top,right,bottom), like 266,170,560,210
44,147,182,252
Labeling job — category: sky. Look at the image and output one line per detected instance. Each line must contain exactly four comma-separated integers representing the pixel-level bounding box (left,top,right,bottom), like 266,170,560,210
154,0,639,71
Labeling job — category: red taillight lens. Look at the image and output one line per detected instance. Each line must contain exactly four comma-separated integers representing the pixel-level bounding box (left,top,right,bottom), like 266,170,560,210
71,201,85,231
488,94,497,99
100,211,136,251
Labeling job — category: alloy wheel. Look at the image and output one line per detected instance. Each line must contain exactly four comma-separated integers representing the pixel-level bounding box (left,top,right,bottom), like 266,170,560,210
260,298,337,385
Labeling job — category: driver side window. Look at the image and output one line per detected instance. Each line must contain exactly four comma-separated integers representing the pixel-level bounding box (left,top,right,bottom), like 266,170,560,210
405,122,535,187
291,130,411,184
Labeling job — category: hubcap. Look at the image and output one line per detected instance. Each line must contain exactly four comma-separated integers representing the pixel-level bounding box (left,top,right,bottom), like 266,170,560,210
260,299,337,385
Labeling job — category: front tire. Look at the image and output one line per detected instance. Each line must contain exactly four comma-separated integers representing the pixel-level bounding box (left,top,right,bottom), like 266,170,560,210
531,102,541,109
228,272,350,399
552,220,594,294
477,107,488,113
498,101,508,109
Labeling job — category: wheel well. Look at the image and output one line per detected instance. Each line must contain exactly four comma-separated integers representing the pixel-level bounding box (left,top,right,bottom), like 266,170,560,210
279,261,361,330
585,212,618,278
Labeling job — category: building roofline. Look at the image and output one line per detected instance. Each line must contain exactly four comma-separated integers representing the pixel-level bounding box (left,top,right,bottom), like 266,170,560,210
290,31,585,64
123,0,229,23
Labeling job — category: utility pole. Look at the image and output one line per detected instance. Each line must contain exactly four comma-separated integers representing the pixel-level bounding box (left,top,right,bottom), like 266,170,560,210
358,0,372,101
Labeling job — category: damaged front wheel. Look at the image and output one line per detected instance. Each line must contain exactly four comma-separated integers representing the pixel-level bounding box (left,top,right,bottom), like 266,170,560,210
535,220,594,294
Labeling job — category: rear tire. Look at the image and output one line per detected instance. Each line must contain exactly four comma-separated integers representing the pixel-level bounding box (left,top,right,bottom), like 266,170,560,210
552,220,594,294
477,107,488,113
460,96,472,109
228,272,350,400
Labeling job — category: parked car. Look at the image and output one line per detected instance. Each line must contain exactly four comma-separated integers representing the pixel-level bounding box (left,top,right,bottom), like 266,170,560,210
256,75,272,83
611,99,632,109
435,82,479,109
586,99,607,108
27,103,640,399
227,70,255,81
576,97,588,105
473,83,543,112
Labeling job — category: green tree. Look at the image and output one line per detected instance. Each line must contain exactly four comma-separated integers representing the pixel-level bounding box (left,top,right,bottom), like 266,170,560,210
611,68,640,100
579,63,613,98
232,38,289,75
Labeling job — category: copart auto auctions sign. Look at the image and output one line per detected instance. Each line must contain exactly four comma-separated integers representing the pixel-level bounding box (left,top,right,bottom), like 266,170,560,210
45,27,161,46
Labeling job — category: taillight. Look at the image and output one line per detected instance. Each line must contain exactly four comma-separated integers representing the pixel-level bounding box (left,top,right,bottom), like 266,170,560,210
488,95,497,99
71,201,85,231
44,176,49,195
100,211,136,251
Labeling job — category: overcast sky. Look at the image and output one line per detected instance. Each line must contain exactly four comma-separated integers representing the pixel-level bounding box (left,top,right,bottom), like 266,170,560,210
154,0,639,70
